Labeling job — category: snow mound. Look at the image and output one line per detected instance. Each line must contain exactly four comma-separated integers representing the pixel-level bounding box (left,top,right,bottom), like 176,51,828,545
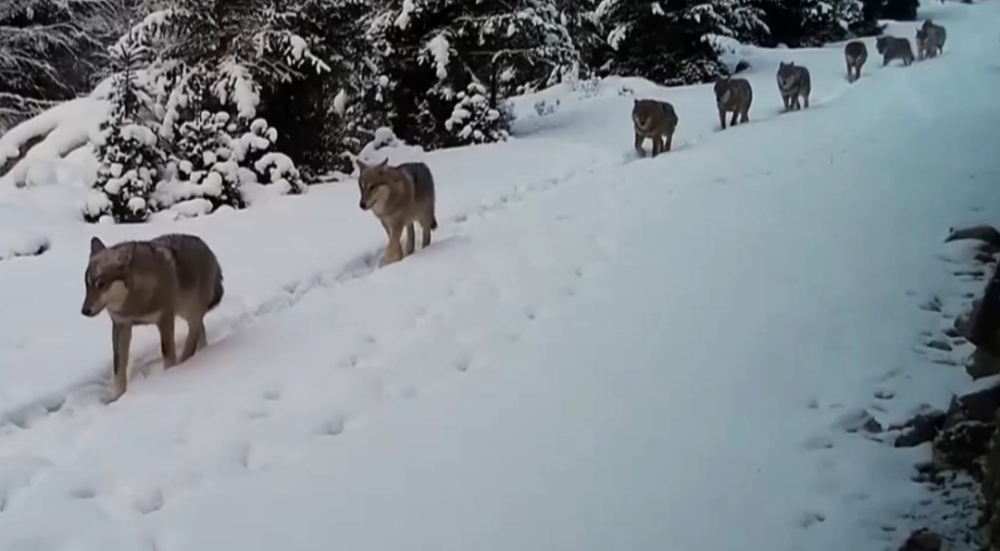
0,97,109,190
0,229,50,261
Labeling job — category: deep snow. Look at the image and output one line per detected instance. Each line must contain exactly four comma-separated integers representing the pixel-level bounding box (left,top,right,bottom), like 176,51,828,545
1,2,1000,550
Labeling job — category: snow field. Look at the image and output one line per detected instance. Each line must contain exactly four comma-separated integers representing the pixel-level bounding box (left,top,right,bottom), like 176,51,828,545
0,1,999,549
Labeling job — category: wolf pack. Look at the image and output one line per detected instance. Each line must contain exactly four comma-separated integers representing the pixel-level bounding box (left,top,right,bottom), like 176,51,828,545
81,20,947,403
633,19,947,158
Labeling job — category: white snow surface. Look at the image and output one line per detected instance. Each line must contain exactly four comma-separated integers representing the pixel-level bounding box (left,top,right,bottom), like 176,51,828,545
0,2,999,550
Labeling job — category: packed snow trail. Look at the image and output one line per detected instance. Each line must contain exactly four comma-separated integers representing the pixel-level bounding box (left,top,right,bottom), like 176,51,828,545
2,2,1000,550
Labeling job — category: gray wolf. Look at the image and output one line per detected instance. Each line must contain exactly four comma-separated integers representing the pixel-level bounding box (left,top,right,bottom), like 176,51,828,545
81,234,224,402
632,98,679,158
844,40,868,82
876,35,915,67
776,61,811,111
713,76,753,130
356,158,438,266
918,20,946,59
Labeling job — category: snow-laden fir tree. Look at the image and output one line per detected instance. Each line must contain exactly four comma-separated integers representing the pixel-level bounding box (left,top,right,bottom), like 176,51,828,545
257,0,382,174
752,0,879,48
85,28,164,223
118,0,328,191
0,0,131,132
365,0,578,148
153,109,245,212
595,0,767,84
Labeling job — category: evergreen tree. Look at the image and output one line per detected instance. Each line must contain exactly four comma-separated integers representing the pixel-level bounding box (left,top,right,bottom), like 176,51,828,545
596,0,766,84
365,0,578,149
878,0,919,21
754,0,879,48
0,0,132,132
85,28,164,223
102,0,328,207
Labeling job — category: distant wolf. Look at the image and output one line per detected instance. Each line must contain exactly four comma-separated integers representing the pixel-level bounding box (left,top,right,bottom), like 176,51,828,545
875,35,915,67
713,76,753,130
632,98,679,158
81,234,225,402
917,20,947,59
776,61,811,111
356,158,438,266
844,40,868,82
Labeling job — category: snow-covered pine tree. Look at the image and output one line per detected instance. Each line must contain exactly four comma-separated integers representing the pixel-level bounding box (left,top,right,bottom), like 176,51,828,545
799,0,866,45
85,28,164,223
596,0,758,84
554,0,610,75
366,0,578,149
753,0,878,48
119,0,329,193
878,0,919,21
254,0,379,175
0,0,131,132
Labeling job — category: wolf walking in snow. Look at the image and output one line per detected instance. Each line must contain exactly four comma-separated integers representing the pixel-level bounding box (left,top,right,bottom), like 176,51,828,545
713,76,753,130
632,98,679,158
844,40,868,82
876,35,915,67
81,234,225,402
776,62,811,111
356,158,438,267
917,20,947,59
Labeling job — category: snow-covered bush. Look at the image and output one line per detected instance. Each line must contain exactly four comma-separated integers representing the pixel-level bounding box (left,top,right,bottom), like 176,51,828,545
444,82,512,146
152,110,245,212
85,28,165,224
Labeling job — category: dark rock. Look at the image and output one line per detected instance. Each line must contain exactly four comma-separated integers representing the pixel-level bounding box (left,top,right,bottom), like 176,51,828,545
921,296,944,313
926,340,953,352
966,348,1000,380
733,59,751,74
898,528,942,551
894,408,947,448
952,383,1000,424
834,408,881,433
864,417,883,433
933,420,995,475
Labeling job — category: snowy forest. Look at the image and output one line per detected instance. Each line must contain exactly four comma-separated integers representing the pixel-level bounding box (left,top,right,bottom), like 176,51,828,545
0,0,919,223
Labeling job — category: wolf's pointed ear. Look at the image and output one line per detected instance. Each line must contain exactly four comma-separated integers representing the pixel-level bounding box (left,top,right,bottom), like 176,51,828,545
376,158,389,169
355,158,368,172
634,98,639,105
90,236,105,256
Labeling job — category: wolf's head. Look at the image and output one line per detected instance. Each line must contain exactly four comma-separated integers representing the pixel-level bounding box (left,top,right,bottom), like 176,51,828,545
632,99,659,132
875,36,890,54
713,77,732,104
356,158,395,213
776,62,799,89
81,237,131,317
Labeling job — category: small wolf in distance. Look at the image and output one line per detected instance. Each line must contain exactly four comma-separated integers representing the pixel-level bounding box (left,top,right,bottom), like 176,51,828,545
632,98,679,158
81,234,225,402
776,61,812,111
356,158,438,266
917,20,947,60
714,76,753,130
844,40,868,82
876,35,915,67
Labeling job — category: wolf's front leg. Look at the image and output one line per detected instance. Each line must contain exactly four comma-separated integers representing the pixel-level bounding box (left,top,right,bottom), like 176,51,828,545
158,314,177,368
111,322,133,402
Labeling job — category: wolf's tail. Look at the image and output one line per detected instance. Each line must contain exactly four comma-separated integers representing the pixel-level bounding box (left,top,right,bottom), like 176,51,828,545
208,272,225,311
945,225,1000,248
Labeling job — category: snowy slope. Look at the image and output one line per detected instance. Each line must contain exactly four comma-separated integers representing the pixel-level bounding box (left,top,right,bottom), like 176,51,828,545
1,1,1000,550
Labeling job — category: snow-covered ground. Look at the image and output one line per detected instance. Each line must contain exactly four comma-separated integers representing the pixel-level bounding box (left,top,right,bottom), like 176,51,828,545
1,1,999,549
